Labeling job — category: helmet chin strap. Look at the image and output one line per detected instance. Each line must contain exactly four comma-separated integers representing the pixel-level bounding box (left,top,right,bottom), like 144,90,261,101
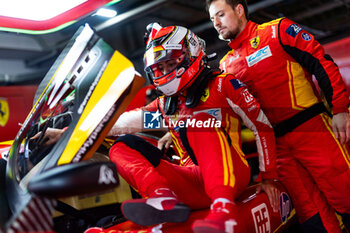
164,95,178,116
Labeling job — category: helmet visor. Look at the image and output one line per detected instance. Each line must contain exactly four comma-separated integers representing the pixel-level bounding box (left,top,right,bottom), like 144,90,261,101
144,45,185,78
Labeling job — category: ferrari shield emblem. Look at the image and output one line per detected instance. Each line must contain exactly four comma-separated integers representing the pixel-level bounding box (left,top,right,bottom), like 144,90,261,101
0,98,9,127
201,88,210,102
250,36,260,49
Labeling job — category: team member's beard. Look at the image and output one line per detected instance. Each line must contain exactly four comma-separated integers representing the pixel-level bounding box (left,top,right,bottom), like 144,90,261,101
219,31,238,41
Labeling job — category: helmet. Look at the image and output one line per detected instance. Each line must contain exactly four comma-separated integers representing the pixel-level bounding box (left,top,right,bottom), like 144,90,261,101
144,23,206,96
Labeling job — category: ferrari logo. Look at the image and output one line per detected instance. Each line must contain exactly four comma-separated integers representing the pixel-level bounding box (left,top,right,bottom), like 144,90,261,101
250,36,260,49
0,98,9,127
200,88,210,102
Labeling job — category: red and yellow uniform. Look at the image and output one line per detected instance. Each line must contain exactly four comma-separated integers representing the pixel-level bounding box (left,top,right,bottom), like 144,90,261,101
220,18,350,230
109,72,277,208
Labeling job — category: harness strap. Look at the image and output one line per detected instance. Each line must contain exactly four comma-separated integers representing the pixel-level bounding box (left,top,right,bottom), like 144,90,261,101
273,102,328,137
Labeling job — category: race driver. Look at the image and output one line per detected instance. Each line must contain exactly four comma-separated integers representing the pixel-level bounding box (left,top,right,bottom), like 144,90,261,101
207,0,350,232
108,23,279,232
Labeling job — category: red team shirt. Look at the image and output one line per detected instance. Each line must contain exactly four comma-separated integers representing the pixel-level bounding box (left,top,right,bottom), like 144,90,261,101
220,18,349,126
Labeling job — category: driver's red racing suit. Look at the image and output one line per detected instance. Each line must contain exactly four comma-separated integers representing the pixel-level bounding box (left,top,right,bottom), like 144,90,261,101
109,72,277,210
220,17,350,232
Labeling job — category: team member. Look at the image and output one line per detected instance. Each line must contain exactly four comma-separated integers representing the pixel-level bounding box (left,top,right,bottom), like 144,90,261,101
108,23,279,232
207,0,350,232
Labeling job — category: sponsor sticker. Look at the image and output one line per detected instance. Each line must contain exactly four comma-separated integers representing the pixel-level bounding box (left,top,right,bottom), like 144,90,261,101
217,78,223,92
230,78,246,90
193,108,222,121
251,203,271,233
163,44,182,50
250,36,260,49
0,98,9,127
301,32,311,41
98,165,117,185
286,24,302,38
242,89,254,103
176,67,185,76
280,192,292,223
74,104,117,162
271,26,276,38
188,35,198,47
78,61,107,114
246,45,272,67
